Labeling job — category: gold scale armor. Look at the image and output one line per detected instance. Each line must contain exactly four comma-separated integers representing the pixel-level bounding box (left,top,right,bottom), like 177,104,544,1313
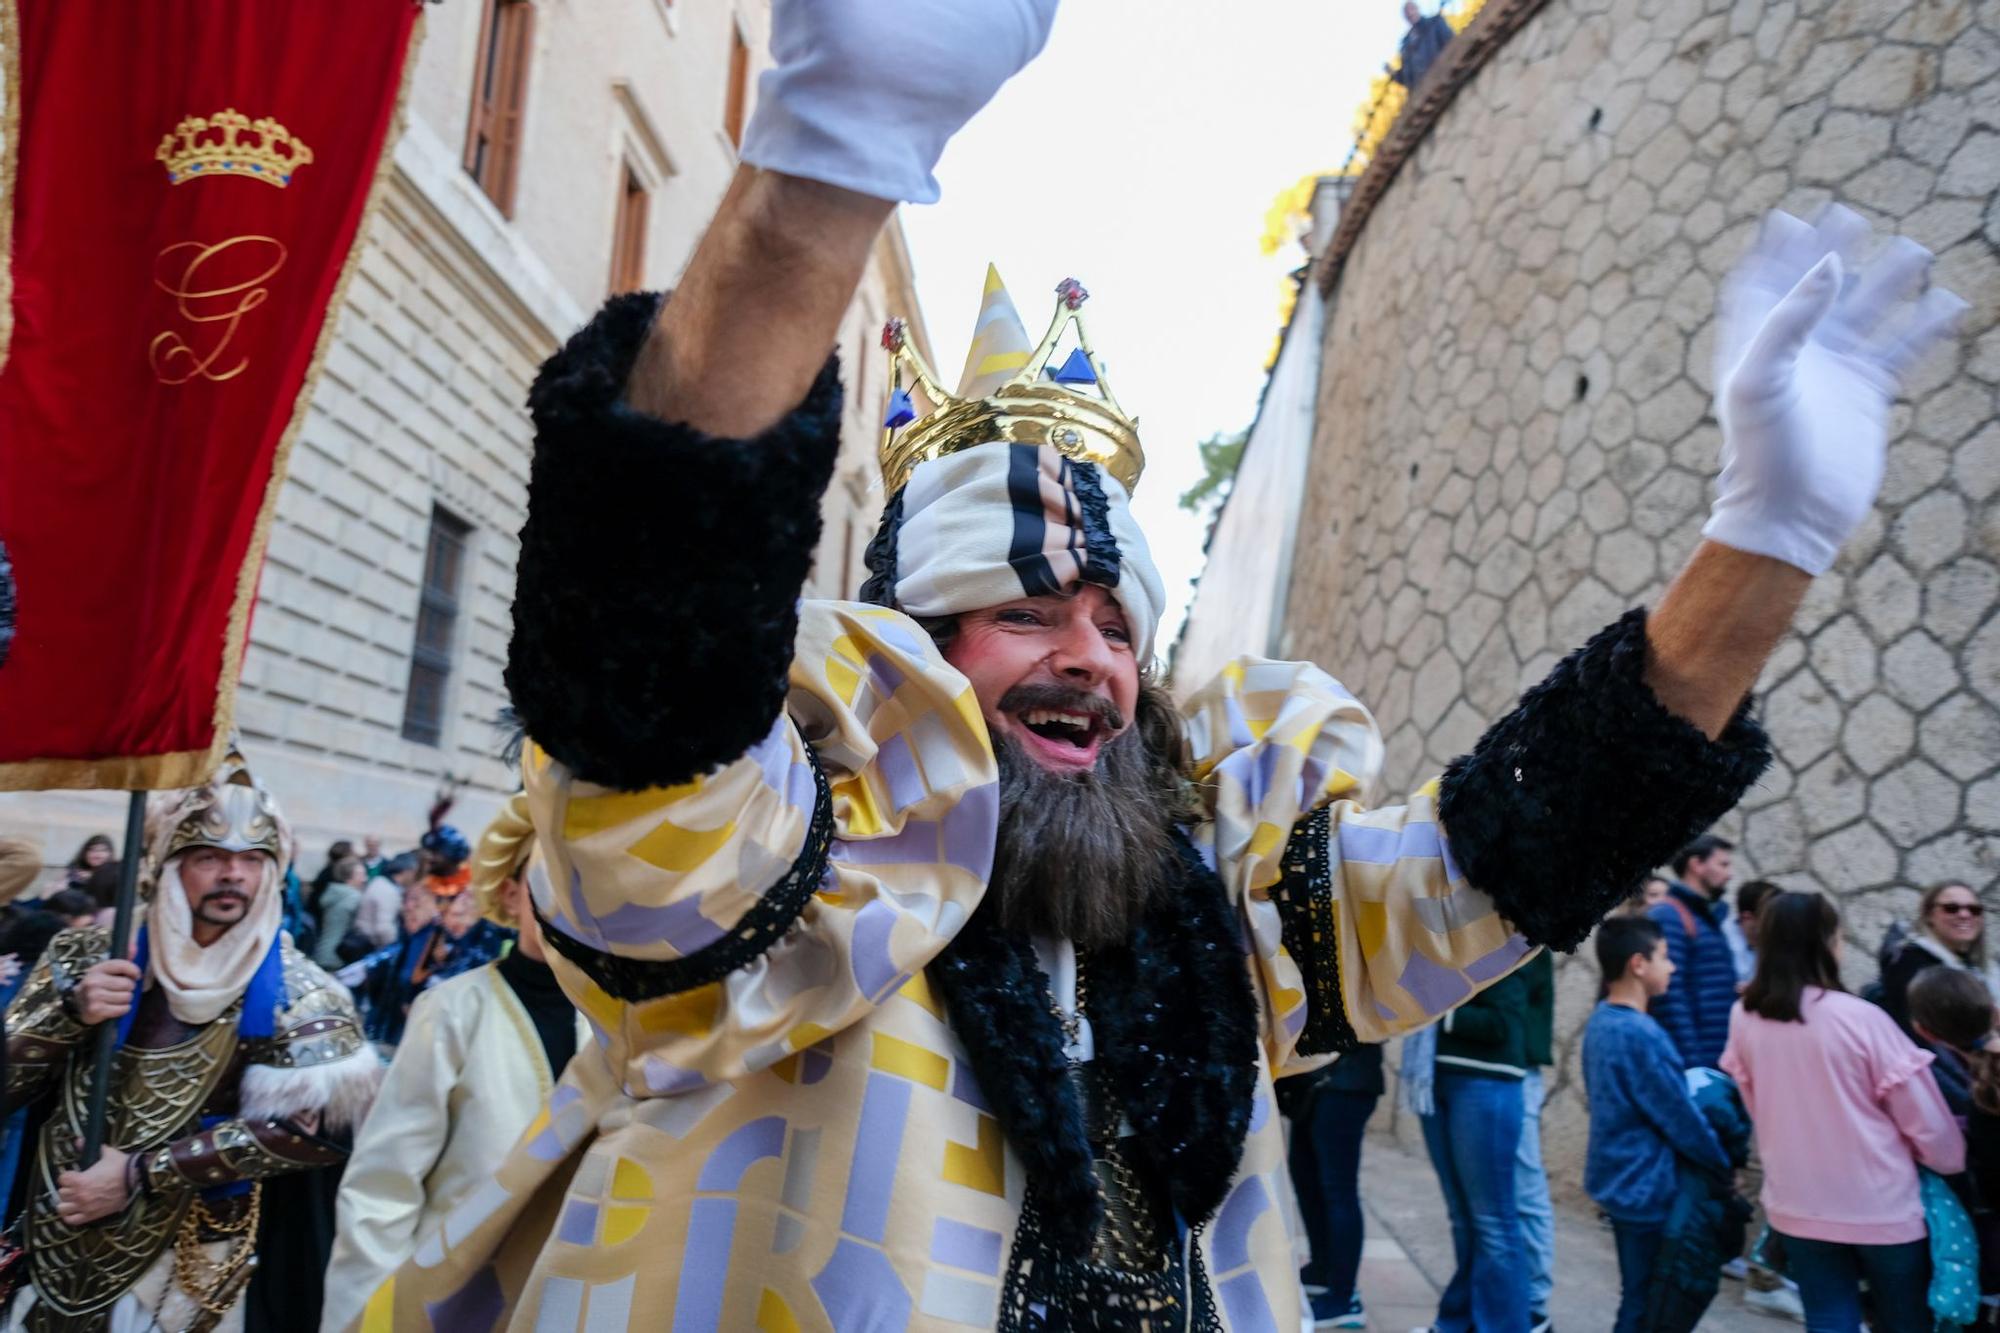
4,927,371,1331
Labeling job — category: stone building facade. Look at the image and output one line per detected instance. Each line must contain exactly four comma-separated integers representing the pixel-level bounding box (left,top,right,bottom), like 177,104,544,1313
0,0,927,872
1189,0,1998,1186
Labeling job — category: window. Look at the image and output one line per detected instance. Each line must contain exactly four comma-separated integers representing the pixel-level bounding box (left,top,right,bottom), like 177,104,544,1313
608,163,650,294
724,24,750,148
402,507,472,746
465,0,535,215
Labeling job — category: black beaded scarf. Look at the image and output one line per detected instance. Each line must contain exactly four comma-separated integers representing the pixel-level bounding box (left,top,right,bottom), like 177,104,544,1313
928,825,1261,1275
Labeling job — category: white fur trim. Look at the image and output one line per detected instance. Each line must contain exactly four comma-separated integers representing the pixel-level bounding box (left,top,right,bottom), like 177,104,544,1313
239,1045,384,1133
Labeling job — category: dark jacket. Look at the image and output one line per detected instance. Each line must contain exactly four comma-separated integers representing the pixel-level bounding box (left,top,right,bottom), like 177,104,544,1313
1647,885,1737,1069
1274,1043,1384,1118
1393,13,1455,89
1645,1069,1754,1333
1522,950,1555,1068
1876,933,1996,1037
1437,966,1531,1079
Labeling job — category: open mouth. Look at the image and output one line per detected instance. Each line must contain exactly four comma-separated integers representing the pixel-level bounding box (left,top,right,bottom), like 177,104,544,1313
1011,705,1106,769
1020,707,1099,749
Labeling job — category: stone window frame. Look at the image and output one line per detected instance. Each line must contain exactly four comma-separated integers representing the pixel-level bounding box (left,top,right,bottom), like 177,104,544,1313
463,0,537,218
400,505,475,748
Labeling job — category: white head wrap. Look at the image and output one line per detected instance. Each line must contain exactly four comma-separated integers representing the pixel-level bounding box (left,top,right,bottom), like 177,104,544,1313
145,854,283,1025
883,441,1165,662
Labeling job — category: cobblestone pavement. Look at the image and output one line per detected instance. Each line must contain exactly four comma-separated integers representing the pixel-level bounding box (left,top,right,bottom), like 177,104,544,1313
1353,1131,1778,1333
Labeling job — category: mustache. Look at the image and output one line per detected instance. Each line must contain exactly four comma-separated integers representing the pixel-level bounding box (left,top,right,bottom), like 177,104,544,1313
995,681,1125,732
199,889,249,905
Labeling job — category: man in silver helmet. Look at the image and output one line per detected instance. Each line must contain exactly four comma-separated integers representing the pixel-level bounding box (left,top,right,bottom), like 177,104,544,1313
4,754,380,1332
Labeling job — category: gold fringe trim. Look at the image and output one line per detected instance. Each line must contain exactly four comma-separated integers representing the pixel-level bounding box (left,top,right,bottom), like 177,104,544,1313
0,5,425,795
1,0,23,377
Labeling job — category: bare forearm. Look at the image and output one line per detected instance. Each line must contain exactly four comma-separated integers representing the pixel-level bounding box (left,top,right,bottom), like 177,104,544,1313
626,169,895,435
1644,541,1810,740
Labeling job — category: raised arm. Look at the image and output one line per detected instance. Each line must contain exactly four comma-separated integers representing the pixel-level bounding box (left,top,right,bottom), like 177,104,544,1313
1204,209,1963,1067
504,0,1056,792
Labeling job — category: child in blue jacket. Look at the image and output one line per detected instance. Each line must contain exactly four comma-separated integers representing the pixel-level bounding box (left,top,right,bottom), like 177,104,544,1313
1585,915,1733,1333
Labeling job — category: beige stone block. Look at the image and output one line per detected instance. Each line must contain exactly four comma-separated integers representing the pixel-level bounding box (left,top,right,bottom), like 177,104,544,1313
1797,750,1869,834
1833,45,1939,112
1883,630,1962,710
1596,528,1659,596
1745,798,1808,870
1843,692,1918,776
1799,111,1897,183
1630,466,1703,537
1943,24,2000,90
1902,830,1998,892
1872,758,1964,844
1808,819,1901,890
1922,557,2000,645
1941,130,2000,196
1854,553,1923,640
1767,667,1845,765
1967,616,2000,700
1919,692,2000,780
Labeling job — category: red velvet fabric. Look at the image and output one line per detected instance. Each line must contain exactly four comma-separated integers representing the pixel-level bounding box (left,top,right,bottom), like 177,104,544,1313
0,0,418,789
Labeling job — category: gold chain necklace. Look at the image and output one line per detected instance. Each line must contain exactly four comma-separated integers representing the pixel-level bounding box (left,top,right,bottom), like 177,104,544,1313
1046,953,1088,1050
171,1182,262,1317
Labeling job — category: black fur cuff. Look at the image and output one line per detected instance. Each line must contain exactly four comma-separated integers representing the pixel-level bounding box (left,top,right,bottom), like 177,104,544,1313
1437,608,1771,953
505,291,844,791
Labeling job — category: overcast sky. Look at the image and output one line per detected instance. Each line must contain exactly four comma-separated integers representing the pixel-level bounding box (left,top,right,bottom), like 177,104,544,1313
900,1,1412,652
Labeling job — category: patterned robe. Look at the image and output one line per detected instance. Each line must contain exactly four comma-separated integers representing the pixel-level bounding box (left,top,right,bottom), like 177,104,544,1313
352,293,1768,1331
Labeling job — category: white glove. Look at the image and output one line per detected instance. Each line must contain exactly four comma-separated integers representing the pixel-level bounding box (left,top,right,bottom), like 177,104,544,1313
739,0,1059,204
1705,206,1966,575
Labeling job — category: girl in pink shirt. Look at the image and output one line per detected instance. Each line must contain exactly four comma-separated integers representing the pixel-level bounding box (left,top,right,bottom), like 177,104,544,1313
1722,890,1964,1333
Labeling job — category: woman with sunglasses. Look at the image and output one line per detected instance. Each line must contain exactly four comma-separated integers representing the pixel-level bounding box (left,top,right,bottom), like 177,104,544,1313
1880,882,1997,1037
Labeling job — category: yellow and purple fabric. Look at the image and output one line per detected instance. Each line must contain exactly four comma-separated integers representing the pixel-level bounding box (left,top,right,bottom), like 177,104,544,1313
352,602,1531,1332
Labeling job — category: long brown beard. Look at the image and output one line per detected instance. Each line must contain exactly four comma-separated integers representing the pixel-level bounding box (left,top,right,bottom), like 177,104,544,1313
987,684,1187,950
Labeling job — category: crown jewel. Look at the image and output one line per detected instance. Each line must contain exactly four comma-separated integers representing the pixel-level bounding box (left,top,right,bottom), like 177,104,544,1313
156,109,315,188
879,268,1143,496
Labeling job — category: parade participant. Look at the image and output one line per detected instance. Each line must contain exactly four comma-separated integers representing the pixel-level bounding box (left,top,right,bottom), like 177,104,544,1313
349,864,508,1049
321,794,585,1333
2,754,380,1332
352,5,1963,1326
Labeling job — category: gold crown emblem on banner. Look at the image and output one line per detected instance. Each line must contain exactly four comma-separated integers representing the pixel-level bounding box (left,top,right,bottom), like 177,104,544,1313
156,109,315,188
879,271,1144,496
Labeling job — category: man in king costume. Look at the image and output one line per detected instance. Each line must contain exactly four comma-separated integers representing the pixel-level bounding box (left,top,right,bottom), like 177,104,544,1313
356,3,1965,1328
4,755,381,1332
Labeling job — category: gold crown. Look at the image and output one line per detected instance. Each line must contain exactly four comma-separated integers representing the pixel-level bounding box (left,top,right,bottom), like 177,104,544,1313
156,109,314,188
880,277,1143,496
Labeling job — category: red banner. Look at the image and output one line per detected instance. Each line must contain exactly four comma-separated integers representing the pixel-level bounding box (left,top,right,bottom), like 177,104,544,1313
0,0,419,790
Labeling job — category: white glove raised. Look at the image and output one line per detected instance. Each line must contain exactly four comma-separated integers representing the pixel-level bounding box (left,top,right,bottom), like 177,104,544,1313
739,0,1060,205
1705,206,1966,576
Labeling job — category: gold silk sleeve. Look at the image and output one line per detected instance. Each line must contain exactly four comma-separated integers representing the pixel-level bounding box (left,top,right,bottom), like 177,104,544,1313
524,600,1000,1099
1180,659,1533,1070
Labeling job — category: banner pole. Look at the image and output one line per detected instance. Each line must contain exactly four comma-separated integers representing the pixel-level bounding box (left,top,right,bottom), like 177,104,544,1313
79,790,146,1168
